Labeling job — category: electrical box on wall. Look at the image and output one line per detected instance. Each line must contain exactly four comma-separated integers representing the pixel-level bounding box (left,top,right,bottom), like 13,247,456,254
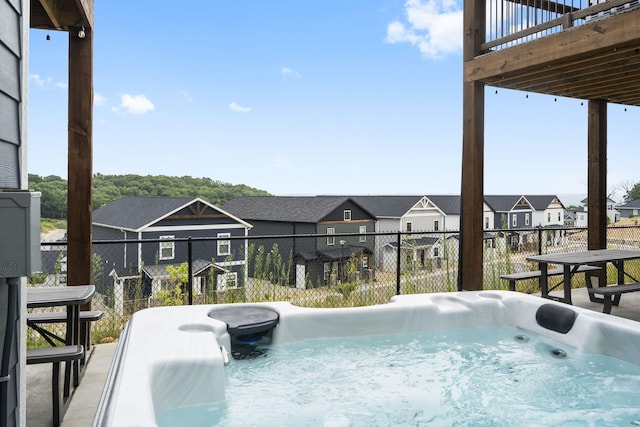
0,191,41,278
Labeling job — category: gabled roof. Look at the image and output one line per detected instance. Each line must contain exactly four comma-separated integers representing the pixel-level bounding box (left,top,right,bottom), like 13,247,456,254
93,196,250,232
425,195,461,215
523,195,565,210
484,195,524,212
349,196,423,218
618,199,640,209
222,196,374,223
142,259,227,279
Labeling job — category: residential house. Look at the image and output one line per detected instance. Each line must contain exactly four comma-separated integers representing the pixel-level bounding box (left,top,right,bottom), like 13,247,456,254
222,196,376,289
484,195,535,251
525,195,566,246
564,210,577,228
617,199,640,219
351,195,464,272
92,197,252,314
575,207,588,228
578,197,620,225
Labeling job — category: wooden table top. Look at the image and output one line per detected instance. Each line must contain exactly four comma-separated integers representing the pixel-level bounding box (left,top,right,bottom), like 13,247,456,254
26,285,95,308
527,249,640,265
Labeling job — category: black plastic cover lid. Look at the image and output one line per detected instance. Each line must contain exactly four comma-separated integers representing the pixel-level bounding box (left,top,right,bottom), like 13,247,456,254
208,306,279,335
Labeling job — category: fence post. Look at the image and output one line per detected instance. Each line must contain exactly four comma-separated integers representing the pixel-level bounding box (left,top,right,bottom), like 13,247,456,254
396,232,401,295
187,237,193,305
538,228,542,255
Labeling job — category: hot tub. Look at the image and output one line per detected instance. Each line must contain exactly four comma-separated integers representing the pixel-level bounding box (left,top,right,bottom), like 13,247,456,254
93,291,640,426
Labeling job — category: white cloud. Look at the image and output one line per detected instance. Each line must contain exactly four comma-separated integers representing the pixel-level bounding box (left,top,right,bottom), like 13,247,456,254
29,73,65,88
120,94,155,115
281,66,302,78
228,102,253,113
386,0,462,59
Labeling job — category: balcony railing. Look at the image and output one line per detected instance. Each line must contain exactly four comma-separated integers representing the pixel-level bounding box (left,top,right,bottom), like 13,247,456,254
484,0,639,51
27,225,640,347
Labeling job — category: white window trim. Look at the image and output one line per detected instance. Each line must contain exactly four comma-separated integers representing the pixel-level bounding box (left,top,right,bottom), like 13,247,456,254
217,233,231,256
344,210,352,221
525,213,530,226
406,221,412,232
323,262,331,281
512,215,517,227
159,235,175,260
434,220,439,231
327,228,335,246
359,225,366,242
218,272,238,290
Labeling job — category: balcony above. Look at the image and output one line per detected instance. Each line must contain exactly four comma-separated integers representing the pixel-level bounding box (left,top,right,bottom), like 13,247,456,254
464,0,640,106
30,0,93,30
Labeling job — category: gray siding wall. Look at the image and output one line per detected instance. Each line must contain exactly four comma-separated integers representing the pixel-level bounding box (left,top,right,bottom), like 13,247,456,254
0,0,23,189
0,1,26,426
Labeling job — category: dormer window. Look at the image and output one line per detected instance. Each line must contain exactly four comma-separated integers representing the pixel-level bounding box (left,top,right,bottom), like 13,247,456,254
344,210,351,221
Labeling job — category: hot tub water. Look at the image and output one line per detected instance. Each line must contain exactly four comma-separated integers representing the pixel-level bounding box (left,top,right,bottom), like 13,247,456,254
158,326,640,426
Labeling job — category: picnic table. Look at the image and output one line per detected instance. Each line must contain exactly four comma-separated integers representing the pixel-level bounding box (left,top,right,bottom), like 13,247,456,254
26,285,96,426
527,249,640,309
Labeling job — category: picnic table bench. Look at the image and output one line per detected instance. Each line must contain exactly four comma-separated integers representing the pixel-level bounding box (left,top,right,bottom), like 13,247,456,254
501,265,601,292
588,282,640,314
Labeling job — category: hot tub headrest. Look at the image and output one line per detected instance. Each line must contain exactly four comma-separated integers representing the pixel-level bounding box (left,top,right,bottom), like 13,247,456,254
535,303,577,334
208,306,279,336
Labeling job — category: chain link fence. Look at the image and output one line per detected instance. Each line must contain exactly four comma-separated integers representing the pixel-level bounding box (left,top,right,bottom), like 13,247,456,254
28,225,640,347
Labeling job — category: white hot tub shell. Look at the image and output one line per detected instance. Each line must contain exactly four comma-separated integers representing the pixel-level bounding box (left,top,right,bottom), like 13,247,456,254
93,291,640,426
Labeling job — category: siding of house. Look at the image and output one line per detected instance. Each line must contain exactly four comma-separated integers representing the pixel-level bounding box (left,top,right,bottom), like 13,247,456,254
0,1,27,425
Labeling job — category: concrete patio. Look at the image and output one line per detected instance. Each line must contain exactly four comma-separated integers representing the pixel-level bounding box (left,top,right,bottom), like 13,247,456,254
25,288,640,426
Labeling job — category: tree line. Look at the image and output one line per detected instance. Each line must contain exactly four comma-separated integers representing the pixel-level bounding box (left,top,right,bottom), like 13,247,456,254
29,173,271,219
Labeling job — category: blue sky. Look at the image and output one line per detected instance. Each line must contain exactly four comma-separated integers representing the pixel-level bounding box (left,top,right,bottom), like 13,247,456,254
27,0,639,202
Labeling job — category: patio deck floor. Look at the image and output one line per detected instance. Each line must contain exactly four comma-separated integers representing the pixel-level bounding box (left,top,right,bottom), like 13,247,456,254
26,288,640,426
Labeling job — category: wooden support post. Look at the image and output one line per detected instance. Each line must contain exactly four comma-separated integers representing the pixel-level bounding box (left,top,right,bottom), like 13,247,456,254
459,0,486,291
460,81,485,291
587,100,607,250
67,26,93,295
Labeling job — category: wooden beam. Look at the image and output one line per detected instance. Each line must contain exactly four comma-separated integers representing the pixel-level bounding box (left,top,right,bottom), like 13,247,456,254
587,100,607,250
73,0,94,27
465,8,640,83
67,26,93,292
37,0,63,28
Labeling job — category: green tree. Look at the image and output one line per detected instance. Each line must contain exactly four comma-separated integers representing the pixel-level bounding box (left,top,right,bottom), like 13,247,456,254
625,182,640,203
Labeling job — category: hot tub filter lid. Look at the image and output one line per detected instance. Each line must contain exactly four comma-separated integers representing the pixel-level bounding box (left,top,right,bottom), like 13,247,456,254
208,306,279,335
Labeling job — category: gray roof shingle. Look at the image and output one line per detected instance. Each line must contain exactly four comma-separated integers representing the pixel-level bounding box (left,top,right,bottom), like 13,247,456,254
223,196,365,223
93,196,194,230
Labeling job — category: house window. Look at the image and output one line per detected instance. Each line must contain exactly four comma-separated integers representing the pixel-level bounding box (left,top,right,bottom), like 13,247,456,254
512,215,517,227
344,210,352,221
525,214,529,226
359,225,367,242
218,272,238,290
547,213,551,223
406,222,412,232
558,212,561,221
433,247,439,257
323,262,331,281
362,257,368,269
327,228,335,245
217,233,231,256
434,220,439,231
634,209,639,216
485,217,489,229
159,236,174,260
